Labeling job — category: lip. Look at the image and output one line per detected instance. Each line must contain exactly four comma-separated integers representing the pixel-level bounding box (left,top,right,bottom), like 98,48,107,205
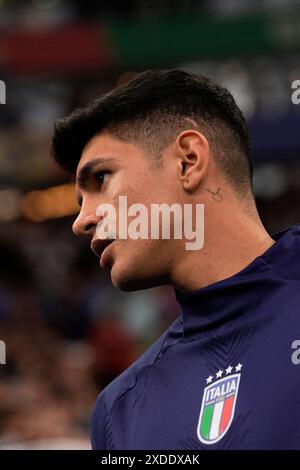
91,238,115,268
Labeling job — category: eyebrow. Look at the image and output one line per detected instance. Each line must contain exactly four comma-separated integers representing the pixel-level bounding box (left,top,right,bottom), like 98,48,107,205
75,157,115,206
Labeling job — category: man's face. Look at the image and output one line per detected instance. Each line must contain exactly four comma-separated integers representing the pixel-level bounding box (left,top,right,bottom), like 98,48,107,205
73,132,182,291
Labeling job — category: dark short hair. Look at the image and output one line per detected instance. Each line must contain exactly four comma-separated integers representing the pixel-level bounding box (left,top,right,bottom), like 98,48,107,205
51,69,253,195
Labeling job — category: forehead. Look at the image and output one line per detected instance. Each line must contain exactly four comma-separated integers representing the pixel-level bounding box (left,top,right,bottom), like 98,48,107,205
76,132,143,174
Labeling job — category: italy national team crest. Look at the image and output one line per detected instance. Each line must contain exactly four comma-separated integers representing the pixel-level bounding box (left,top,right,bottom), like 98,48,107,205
197,363,242,445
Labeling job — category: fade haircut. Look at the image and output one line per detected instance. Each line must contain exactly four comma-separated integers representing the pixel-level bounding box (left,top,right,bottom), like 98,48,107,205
51,69,253,196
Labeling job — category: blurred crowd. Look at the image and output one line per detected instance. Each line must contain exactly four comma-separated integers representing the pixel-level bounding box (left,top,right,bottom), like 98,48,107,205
0,219,180,447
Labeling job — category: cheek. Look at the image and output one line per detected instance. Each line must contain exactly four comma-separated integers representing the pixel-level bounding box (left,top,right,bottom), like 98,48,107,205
121,169,159,201
110,167,171,210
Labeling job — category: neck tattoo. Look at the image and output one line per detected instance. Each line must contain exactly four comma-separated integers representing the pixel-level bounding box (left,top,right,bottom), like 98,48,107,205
206,187,223,202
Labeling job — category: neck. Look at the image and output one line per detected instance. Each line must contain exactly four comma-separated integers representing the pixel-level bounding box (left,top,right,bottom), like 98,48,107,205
170,200,275,294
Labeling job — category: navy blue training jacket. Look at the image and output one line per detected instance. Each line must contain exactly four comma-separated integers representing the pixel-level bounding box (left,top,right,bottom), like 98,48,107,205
91,224,300,450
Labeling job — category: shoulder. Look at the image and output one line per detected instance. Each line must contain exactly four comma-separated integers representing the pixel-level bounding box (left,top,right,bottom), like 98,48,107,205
90,315,182,450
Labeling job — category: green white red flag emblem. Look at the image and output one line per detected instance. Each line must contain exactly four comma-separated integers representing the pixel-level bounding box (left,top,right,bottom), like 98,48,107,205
197,364,242,444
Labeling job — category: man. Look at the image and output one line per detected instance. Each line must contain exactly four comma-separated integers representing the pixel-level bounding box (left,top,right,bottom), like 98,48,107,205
51,69,300,449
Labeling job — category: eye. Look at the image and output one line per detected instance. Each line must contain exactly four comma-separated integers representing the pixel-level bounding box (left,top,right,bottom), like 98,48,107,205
94,171,109,187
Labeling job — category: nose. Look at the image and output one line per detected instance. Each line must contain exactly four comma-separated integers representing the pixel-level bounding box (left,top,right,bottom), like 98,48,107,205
72,208,100,237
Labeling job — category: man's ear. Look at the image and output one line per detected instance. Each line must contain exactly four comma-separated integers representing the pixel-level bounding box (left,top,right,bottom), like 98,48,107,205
175,130,210,191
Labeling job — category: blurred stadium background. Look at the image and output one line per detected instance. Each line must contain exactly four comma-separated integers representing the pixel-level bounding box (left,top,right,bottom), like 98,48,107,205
0,0,300,449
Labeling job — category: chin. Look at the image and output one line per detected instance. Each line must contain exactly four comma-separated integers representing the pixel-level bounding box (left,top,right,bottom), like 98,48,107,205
110,262,165,292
